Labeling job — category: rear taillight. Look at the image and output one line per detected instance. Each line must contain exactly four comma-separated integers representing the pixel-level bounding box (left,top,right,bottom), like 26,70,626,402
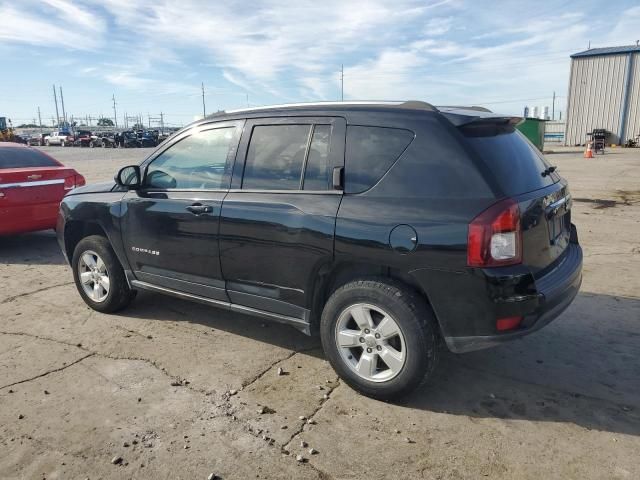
496,316,523,331
64,174,86,190
467,198,522,267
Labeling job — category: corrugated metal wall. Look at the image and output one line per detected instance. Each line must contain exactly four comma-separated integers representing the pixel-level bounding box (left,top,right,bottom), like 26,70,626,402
544,121,565,143
623,54,640,143
565,54,637,145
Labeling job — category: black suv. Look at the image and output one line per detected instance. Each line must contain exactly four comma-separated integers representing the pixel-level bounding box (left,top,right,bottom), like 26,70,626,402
57,101,582,399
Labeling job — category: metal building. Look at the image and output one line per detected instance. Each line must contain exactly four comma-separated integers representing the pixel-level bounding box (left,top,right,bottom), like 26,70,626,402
565,45,640,146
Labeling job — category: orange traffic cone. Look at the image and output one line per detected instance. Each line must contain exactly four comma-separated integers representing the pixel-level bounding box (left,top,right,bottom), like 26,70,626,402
584,142,594,158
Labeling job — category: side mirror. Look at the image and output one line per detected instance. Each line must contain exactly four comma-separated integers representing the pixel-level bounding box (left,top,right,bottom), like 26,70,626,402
115,165,141,189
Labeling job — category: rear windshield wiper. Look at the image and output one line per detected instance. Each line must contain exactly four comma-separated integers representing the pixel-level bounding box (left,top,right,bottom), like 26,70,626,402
541,166,557,177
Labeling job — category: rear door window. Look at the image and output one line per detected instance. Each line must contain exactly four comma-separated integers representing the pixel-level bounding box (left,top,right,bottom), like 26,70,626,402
0,148,58,169
461,124,558,196
242,125,311,190
345,126,414,193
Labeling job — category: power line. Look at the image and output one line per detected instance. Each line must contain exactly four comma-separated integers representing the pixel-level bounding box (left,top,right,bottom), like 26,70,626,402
475,95,565,106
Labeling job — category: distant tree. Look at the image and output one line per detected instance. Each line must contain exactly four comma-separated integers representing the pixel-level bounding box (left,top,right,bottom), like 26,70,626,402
97,118,114,126
17,123,39,128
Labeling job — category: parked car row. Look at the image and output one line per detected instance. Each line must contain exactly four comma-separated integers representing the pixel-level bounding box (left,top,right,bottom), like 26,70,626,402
21,130,170,148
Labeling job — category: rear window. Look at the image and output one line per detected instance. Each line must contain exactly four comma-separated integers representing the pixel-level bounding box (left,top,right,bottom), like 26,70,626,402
461,123,557,196
0,148,58,169
345,126,414,193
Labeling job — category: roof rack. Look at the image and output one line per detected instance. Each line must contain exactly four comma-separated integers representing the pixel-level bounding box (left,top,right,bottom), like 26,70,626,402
222,100,437,115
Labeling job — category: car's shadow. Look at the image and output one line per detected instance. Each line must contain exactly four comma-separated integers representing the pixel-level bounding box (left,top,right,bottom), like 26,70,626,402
401,292,640,437
125,289,640,437
0,231,67,266
126,290,323,357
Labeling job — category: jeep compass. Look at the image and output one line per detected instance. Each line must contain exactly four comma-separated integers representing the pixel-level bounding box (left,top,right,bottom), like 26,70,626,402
57,101,582,399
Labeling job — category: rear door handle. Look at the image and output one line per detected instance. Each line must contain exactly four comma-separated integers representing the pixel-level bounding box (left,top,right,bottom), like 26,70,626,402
186,203,213,215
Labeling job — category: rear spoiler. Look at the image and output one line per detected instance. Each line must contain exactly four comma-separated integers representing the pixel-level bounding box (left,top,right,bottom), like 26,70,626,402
436,106,522,127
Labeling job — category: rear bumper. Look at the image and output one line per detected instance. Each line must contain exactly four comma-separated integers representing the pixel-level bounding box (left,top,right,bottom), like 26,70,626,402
444,242,582,353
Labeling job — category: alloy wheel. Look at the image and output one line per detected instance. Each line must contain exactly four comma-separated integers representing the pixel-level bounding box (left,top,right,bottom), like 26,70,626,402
335,303,406,382
78,250,110,303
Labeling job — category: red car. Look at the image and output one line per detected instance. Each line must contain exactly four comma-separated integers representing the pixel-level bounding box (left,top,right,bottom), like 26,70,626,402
0,143,85,235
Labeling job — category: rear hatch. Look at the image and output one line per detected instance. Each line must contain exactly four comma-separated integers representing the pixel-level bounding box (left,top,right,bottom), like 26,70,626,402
442,108,570,274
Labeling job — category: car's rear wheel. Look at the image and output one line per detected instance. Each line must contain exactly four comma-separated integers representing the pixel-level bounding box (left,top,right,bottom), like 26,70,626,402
320,278,439,400
45,139,50,146
72,235,135,313
102,141,107,148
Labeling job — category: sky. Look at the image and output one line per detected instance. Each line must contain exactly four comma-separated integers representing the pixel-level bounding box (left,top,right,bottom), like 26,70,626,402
1,0,639,128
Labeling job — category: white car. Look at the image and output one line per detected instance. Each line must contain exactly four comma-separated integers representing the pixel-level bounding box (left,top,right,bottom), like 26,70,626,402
45,131,73,146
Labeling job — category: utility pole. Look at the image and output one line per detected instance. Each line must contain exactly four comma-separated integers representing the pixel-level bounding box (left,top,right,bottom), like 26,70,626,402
37,106,43,133
59,86,67,125
340,64,344,101
201,82,206,117
160,112,164,134
112,94,118,128
246,93,249,108
53,85,60,127
552,91,556,120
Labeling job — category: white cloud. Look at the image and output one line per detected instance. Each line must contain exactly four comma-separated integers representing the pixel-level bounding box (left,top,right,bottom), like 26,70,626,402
0,1,105,50
2,0,638,119
424,17,453,36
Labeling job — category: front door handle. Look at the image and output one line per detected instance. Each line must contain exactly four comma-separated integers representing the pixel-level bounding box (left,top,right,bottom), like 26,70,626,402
186,203,213,215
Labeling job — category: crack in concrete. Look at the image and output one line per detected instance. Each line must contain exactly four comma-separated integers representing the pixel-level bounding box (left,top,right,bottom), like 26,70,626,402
283,379,341,450
0,330,211,397
240,350,301,390
1,282,74,304
0,329,337,477
0,353,95,390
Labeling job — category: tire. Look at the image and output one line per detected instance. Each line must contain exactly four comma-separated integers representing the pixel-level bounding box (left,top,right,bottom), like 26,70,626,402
102,141,107,148
320,278,439,400
61,140,66,147
45,139,50,146
89,141,95,148
72,235,136,313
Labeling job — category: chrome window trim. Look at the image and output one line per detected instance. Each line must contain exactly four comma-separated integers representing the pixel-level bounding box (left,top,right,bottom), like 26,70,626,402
0,179,64,189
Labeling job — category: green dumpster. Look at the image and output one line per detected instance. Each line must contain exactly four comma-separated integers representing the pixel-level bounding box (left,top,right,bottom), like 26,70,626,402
516,118,546,151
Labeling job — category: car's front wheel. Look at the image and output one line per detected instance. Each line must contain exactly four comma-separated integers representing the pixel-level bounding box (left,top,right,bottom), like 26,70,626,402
320,278,439,400
72,235,136,313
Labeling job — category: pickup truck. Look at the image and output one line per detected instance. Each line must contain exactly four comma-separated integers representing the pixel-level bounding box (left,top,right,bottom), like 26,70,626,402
45,131,73,147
